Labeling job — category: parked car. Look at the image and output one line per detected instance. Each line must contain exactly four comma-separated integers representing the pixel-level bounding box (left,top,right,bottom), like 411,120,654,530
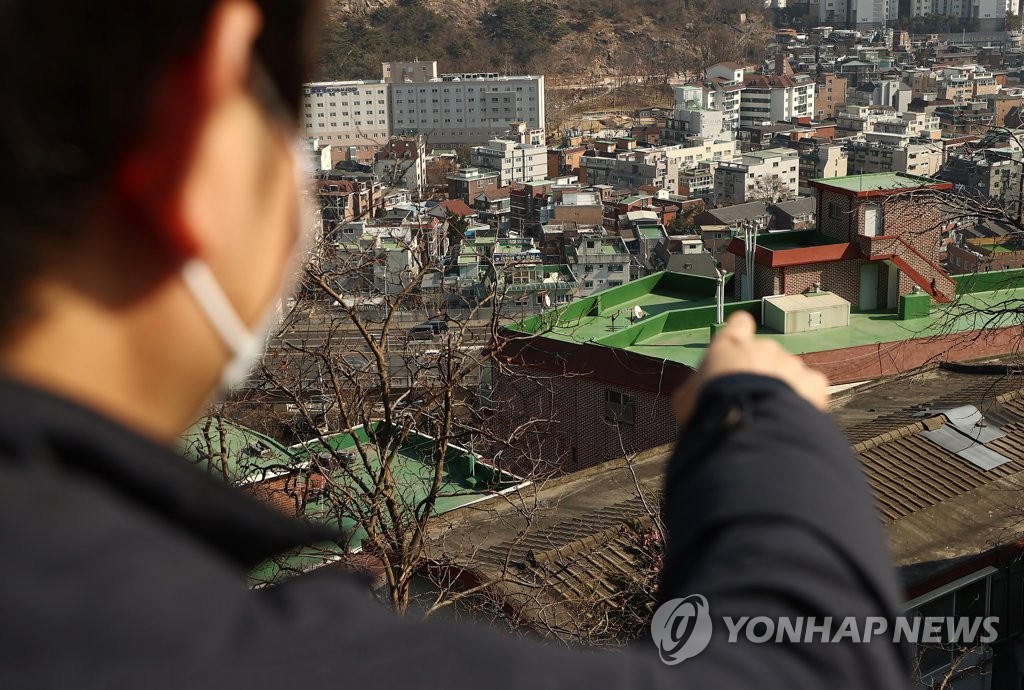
406,320,449,341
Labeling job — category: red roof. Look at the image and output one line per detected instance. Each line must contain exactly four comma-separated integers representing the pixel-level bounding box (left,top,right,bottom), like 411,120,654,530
439,199,477,218
743,74,802,89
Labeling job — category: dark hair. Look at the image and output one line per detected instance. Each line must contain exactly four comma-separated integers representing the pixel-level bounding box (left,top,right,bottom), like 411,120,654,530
0,2,318,324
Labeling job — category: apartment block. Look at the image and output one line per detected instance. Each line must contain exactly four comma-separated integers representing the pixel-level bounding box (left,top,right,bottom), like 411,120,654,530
302,61,546,149
388,61,545,147
301,81,390,146
714,148,800,205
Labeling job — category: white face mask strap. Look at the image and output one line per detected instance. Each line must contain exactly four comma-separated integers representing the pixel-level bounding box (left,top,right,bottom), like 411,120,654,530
180,258,254,358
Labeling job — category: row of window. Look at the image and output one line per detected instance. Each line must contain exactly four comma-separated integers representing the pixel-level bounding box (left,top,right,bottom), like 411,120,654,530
395,85,536,94
309,121,387,127
308,111,385,118
307,100,386,107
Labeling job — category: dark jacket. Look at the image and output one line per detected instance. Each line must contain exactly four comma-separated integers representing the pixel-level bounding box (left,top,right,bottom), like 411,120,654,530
0,374,910,689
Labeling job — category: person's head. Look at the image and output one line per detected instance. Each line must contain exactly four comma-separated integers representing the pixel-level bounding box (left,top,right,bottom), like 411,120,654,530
0,1,320,438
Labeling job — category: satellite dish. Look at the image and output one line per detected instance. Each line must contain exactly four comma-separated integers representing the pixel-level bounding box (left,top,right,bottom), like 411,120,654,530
632,305,645,320
542,294,552,308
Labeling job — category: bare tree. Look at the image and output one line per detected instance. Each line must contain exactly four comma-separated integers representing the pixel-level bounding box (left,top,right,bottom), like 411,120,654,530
751,174,794,205
184,180,591,616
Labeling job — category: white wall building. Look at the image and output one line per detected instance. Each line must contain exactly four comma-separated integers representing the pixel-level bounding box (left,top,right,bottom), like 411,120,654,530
470,137,548,187
818,0,896,28
915,0,1017,27
302,61,546,150
301,81,390,146
566,236,633,296
714,148,800,205
388,61,545,146
815,0,897,27
703,63,748,132
739,74,816,127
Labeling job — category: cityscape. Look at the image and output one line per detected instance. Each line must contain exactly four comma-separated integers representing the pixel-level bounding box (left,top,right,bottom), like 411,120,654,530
172,7,1024,689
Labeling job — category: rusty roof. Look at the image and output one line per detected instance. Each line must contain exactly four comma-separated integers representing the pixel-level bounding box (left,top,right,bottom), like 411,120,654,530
436,357,1024,636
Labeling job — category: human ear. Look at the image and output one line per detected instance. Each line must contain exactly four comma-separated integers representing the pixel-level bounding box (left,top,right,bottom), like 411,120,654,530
113,1,263,259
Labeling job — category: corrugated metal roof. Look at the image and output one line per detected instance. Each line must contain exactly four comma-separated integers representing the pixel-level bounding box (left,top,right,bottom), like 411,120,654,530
919,425,1011,471
940,404,1006,444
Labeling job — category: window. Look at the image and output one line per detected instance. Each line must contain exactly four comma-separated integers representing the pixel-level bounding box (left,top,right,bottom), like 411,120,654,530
609,264,624,273
909,575,990,678
828,201,842,220
863,204,882,237
604,390,636,426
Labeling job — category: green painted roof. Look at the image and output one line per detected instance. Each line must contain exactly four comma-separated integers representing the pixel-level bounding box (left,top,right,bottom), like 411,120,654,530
637,225,667,240
179,417,297,484
181,420,522,586
812,172,946,192
620,194,653,205
510,270,1024,370
755,230,845,250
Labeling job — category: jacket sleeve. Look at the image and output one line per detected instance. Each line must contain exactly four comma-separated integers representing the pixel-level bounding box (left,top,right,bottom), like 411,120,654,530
655,373,912,688
189,375,913,689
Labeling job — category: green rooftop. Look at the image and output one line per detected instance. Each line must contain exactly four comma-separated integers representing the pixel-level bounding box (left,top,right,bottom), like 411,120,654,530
743,147,796,160
635,224,667,240
180,417,296,484
755,230,845,250
620,194,653,205
181,420,523,586
511,269,1024,369
812,172,947,193
578,240,629,255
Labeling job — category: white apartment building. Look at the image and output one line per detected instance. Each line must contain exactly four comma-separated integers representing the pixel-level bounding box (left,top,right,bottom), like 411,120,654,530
703,63,748,131
469,122,547,186
837,106,943,138
739,74,816,126
818,0,897,28
916,0,1017,27
585,142,696,190
302,81,390,146
373,136,428,196
470,137,548,187
302,61,546,149
845,139,944,177
675,138,740,171
668,85,730,142
700,64,814,130
714,148,799,205
387,61,545,146
566,236,633,296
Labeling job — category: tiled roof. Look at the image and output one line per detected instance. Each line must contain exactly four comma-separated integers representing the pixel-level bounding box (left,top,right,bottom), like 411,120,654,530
438,358,1024,628
439,199,476,217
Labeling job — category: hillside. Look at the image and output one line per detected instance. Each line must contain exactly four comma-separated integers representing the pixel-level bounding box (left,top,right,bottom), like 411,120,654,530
316,0,774,83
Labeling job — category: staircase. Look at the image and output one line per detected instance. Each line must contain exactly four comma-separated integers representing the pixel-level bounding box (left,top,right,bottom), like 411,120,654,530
862,235,956,304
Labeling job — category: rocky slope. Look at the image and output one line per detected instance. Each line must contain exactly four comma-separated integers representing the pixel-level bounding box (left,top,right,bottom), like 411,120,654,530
318,0,773,82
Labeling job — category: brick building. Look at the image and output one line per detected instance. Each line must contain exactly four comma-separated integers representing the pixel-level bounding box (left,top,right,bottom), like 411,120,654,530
490,269,1024,473
729,173,957,308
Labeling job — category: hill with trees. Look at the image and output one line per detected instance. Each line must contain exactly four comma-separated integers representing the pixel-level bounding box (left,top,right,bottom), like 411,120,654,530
317,0,772,82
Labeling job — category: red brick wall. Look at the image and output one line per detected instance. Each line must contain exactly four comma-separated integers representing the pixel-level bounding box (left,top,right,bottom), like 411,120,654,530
817,188,946,263
490,324,1024,474
783,261,863,306
948,244,1024,273
489,367,677,476
732,260,780,299
817,190,857,242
